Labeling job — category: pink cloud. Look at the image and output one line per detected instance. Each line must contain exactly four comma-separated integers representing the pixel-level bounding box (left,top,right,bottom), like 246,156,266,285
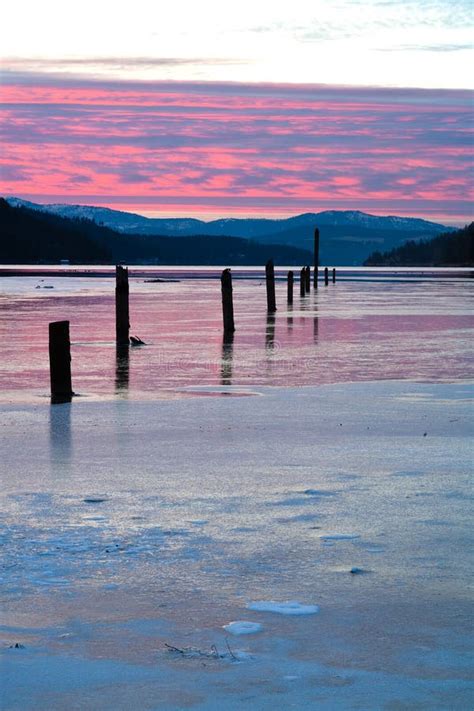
1,76,472,223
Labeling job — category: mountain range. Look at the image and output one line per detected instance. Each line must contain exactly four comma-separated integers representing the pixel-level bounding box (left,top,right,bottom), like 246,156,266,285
6,197,452,265
0,199,312,266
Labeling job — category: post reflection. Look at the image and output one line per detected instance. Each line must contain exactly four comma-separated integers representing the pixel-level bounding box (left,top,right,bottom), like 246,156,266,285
115,344,130,393
313,296,319,344
313,313,319,343
287,303,293,330
265,313,276,353
221,334,234,386
49,401,72,476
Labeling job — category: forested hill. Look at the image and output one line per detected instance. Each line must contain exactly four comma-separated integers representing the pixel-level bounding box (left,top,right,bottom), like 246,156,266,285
0,199,313,266
0,197,110,263
363,223,474,266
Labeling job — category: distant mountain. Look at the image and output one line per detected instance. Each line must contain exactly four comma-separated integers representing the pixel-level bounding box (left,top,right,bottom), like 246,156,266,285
0,199,312,266
364,223,474,266
6,197,451,265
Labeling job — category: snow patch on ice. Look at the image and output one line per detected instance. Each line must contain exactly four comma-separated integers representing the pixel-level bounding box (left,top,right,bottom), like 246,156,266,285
246,601,319,615
223,621,263,635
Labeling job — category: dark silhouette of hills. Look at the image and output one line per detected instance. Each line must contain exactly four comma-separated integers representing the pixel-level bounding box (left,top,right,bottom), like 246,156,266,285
0,198,110,263
7,198,451,265
0,199,313,265
364,223,474,266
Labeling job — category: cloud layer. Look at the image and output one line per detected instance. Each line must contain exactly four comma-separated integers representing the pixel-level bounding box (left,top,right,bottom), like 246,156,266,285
1,73,472,222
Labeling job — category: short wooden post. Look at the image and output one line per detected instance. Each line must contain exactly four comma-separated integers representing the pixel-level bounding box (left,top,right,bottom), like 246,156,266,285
324,267,329,286
305,265,311,292
49,320,73,401
332,268,336,283
314,228,320,288
287,270,294,304
265,259,276,312
300,267,306,296
116,265,130,345
221,268,235,336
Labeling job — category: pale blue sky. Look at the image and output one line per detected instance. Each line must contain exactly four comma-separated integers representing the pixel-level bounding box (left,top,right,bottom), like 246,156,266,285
1,0,473,88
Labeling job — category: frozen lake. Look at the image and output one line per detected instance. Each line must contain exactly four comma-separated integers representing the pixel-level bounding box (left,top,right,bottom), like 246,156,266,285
0,268,472,402
0,269,473,709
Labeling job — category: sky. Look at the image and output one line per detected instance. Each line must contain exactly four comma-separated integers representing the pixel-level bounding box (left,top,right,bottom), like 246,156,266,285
1,0,473,224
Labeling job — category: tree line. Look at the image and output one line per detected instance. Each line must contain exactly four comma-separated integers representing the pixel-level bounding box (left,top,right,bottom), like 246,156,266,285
364,223,473,266
0,199,312,266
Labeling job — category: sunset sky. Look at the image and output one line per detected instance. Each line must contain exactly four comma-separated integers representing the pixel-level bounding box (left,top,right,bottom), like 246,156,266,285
1,0,472,223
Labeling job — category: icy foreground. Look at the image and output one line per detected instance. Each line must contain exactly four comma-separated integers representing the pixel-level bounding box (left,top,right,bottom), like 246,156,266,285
0,381,473,709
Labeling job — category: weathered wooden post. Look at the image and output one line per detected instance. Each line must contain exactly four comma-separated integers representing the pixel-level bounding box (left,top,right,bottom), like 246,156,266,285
116,265,130,345
300,267,306,296
324,267,329,286
305,265,311,292
49,320,73,402
332,267,336,283
265,259,276,312
221,268,235,336
287,270,294,304
314,227,320,288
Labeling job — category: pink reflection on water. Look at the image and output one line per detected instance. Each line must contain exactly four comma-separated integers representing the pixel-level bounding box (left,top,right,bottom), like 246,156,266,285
0,277,472,402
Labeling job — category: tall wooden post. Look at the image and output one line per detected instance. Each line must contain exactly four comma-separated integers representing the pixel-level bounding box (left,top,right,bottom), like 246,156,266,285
324,267,329,286
332,268,336,283
49,320,73,402
300,267,306,296
314,228,320,288
287,270,294,304
305,265,311,292
221,268,235,336
116,265,130,345
265,259,276,312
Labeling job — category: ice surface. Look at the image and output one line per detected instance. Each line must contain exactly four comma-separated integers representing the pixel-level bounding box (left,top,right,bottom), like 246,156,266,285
0,382,473,711
247,601,319,616
223,621,263,635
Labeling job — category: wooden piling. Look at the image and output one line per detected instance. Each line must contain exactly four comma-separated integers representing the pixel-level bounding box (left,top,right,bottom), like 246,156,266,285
115,265,130,345
221,268,235,336
324,267,329,286
287,270,294,304
305,265,311,292
332,267,336,283
300,267,306,296
49,320,73,402
265,259,276,312
314,228,320,288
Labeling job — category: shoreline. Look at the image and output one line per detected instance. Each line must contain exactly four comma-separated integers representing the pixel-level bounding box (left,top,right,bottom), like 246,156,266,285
1,265,472,281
